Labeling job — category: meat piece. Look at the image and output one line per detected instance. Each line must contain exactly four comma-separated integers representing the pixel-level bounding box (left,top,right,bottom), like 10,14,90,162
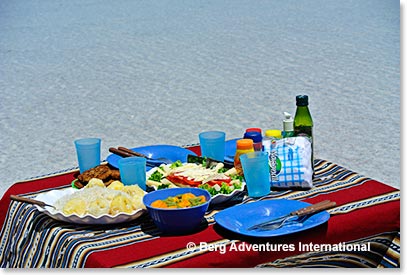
77,165,112,183
110,169,121,180
73,180,84,189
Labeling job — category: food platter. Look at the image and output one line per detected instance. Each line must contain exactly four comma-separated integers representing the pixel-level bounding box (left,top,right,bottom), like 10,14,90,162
34,188,146,225
146,162,246,205
214,199,330,237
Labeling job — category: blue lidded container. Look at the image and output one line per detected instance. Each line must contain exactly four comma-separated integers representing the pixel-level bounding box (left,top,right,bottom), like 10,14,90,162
243,131,263,151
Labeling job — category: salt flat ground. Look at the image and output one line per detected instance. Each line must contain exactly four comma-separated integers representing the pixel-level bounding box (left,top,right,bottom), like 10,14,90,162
0,0,400,197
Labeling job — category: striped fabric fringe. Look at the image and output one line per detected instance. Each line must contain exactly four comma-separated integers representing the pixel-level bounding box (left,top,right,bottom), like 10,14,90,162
378,232,400,268
256,231,400,268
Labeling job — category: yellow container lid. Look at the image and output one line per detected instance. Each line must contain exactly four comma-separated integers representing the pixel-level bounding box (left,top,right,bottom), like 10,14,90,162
265,129,282,139
236,139,254,150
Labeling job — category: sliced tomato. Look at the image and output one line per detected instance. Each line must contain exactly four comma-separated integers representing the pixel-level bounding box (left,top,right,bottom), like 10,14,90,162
206,178,232,187
166,174,202,187
166,172,232,188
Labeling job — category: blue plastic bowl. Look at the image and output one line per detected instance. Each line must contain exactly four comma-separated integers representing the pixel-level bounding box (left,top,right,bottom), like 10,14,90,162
143,188,211,235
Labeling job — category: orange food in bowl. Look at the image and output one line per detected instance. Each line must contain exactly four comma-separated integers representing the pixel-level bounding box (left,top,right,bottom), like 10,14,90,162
151,192,206,209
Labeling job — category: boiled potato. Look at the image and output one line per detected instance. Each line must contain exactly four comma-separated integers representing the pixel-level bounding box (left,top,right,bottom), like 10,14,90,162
110,195,133,215
88,197,110,217
107,181,124,190
86,178,105,188
62,198,87,216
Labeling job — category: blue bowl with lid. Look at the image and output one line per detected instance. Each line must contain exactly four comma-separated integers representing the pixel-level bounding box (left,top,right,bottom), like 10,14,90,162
143,188,211,235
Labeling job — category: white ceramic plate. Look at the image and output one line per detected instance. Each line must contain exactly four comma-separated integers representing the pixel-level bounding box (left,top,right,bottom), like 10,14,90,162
34,188,146,225
146,166,246,205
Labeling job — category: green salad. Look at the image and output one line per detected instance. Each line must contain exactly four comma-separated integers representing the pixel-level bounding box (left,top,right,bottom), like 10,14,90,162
147,160,244,196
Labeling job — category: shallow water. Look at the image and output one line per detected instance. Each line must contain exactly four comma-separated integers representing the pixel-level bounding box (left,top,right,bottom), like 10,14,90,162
0,0,400,196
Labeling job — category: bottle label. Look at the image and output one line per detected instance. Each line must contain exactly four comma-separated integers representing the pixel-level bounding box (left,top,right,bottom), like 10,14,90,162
268,149,281,181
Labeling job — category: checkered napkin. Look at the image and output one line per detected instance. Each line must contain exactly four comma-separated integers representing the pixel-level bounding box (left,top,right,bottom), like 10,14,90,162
269,137,313,188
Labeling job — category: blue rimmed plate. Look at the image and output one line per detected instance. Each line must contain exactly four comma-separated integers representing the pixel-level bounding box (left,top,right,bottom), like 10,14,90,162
214,199,330,237
107,145,197,170
224,138,239,163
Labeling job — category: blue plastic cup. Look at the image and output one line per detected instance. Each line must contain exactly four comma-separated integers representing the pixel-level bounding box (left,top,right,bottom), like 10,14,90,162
199,131,226,161
74,138,101,173
118,157,147,190
240,151,270,198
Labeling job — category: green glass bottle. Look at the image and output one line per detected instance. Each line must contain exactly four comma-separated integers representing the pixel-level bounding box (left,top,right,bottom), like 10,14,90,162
294,95,314,169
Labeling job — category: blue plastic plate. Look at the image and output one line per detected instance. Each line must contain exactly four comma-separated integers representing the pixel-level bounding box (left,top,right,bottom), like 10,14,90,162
107,145,197,170
224,138,239,163
214,199,330,237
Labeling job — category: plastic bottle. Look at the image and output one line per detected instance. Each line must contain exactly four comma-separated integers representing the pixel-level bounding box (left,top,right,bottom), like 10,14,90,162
294,95,314,169
234,139,254,176
262,129,282,154
282,112,295,138
243,131,263,151
245,128,262,134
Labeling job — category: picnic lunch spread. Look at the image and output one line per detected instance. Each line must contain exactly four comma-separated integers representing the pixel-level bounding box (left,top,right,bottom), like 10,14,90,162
1,94,398,268
9,94,318,229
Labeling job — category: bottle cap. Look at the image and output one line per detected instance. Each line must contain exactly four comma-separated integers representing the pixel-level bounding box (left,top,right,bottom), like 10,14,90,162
243,131,262,143
283,112,294,132
296,95,309,106
265,129,282,139
236,139,254,150
245,128,262,134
